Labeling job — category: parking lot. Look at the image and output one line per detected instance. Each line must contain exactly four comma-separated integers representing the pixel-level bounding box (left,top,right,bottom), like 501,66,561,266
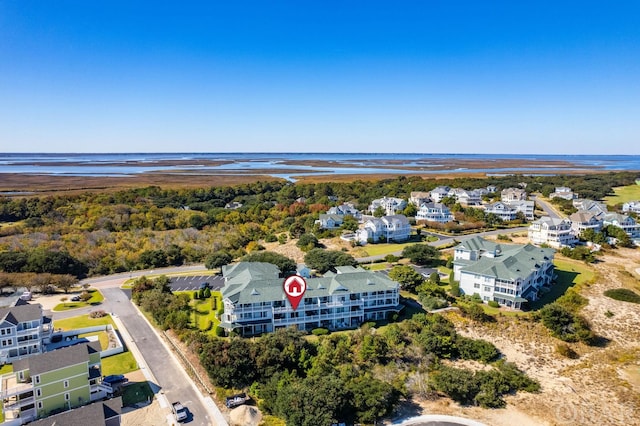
168,275,225,292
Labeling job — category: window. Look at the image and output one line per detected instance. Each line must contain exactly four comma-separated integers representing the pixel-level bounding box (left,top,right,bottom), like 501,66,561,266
473,283,480,289
484,286,491,292
64,393,70,401
37,401,43,410
64,380,69,388
36,388,41,397
34,375,40,384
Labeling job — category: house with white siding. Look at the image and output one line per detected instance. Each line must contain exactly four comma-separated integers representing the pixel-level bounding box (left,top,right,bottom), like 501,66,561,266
415,203,454,223
430,186,451,203
569,211,603,235
505,200,535,221
622,201,640,214
368,197,407,216
357,215,411,244
549,187,578,200
327,203,362,220
484,202,518,221
572,199,608,216
0,303,53,364
602,213,640,238
219,263,401,336
501,188,527,202
410,192,432,207
453,237,555,309
528,217,578,248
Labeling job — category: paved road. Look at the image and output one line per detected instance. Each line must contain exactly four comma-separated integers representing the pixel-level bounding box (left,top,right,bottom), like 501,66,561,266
49,276,226,426
356,226,529,263
531,195,563,219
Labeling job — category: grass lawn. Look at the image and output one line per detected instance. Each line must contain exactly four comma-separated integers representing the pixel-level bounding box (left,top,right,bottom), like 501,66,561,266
53,314,116,331
604,185,640,206
0,364,13,376
102,351,138,376
175,290,222,333
53,289,104,311
121,381,154,406
529,258,596,310
362,263,390,271
78,331,109,350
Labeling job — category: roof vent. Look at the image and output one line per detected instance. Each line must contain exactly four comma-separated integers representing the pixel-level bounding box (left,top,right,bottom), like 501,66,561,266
250,288,260,296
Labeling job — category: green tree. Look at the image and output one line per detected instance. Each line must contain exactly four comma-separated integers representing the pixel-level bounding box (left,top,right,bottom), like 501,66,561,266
402,244,440,265
205,251,233,270
373,206,386,218
388,265,424,292
241,251,296,275
297,233,319,251
340,215,359,232
403,203,418,217
304,249,357,274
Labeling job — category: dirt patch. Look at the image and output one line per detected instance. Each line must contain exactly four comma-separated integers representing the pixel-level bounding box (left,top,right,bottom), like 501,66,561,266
423,248,640,426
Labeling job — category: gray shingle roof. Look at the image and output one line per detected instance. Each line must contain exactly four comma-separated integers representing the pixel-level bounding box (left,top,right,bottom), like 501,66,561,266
30,396,122,426
13,341,101,376
0,304,43,326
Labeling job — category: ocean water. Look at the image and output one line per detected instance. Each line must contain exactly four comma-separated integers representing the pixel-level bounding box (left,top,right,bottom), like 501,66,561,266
0,153,639,179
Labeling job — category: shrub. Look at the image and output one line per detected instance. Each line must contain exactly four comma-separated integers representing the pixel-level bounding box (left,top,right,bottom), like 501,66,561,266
203,288,212,298
198,288,206,299
539,303,595,343
488,300,500,308
79,291,92,302
603,288,640,304
456,336,500,363
555,343,579,359
311,328,330,336
604,310,614,318
215,326,225,337
449,281,460,297
193,291,199,300
90,310,107,318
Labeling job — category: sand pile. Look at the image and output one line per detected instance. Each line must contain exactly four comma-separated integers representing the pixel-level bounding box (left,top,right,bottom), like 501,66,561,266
229,405,262,426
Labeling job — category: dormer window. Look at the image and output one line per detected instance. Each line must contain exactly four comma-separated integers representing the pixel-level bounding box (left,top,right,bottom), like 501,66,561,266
34,375,40,384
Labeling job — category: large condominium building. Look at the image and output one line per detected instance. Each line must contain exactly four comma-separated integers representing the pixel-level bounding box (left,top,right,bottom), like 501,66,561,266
220,262,401,337
0,303,53,364
1,342,113,424
453,237,555,309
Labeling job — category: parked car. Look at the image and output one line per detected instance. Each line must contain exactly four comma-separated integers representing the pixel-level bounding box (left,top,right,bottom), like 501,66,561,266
19,292,32,301
70,295,81,302
103,374,127,385
199,282,211,290
172,401,188,422
225,392,249,409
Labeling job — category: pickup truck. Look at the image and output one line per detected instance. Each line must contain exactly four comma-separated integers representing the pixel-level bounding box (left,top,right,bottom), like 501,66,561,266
172,401,188,422
225,392,249,409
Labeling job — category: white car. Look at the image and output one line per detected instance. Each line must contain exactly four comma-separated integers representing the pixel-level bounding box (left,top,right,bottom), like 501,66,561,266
172,401,188,422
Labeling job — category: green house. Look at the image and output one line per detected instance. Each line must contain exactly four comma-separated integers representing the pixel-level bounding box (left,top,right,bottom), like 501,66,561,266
0,341,112,423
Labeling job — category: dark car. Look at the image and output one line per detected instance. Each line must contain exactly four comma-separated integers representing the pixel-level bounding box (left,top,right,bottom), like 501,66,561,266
225,392,249,408
199,282,211,290
71,295,81,302
103,374,127,385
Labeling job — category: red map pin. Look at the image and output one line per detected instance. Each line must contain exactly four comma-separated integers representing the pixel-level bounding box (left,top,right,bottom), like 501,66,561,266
283,275,306,310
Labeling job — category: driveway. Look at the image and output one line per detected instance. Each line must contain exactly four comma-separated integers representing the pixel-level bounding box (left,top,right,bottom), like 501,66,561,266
49,280,227,426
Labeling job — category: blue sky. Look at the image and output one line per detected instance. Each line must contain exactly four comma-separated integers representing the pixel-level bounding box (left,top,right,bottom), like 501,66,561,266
1,1,639,154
